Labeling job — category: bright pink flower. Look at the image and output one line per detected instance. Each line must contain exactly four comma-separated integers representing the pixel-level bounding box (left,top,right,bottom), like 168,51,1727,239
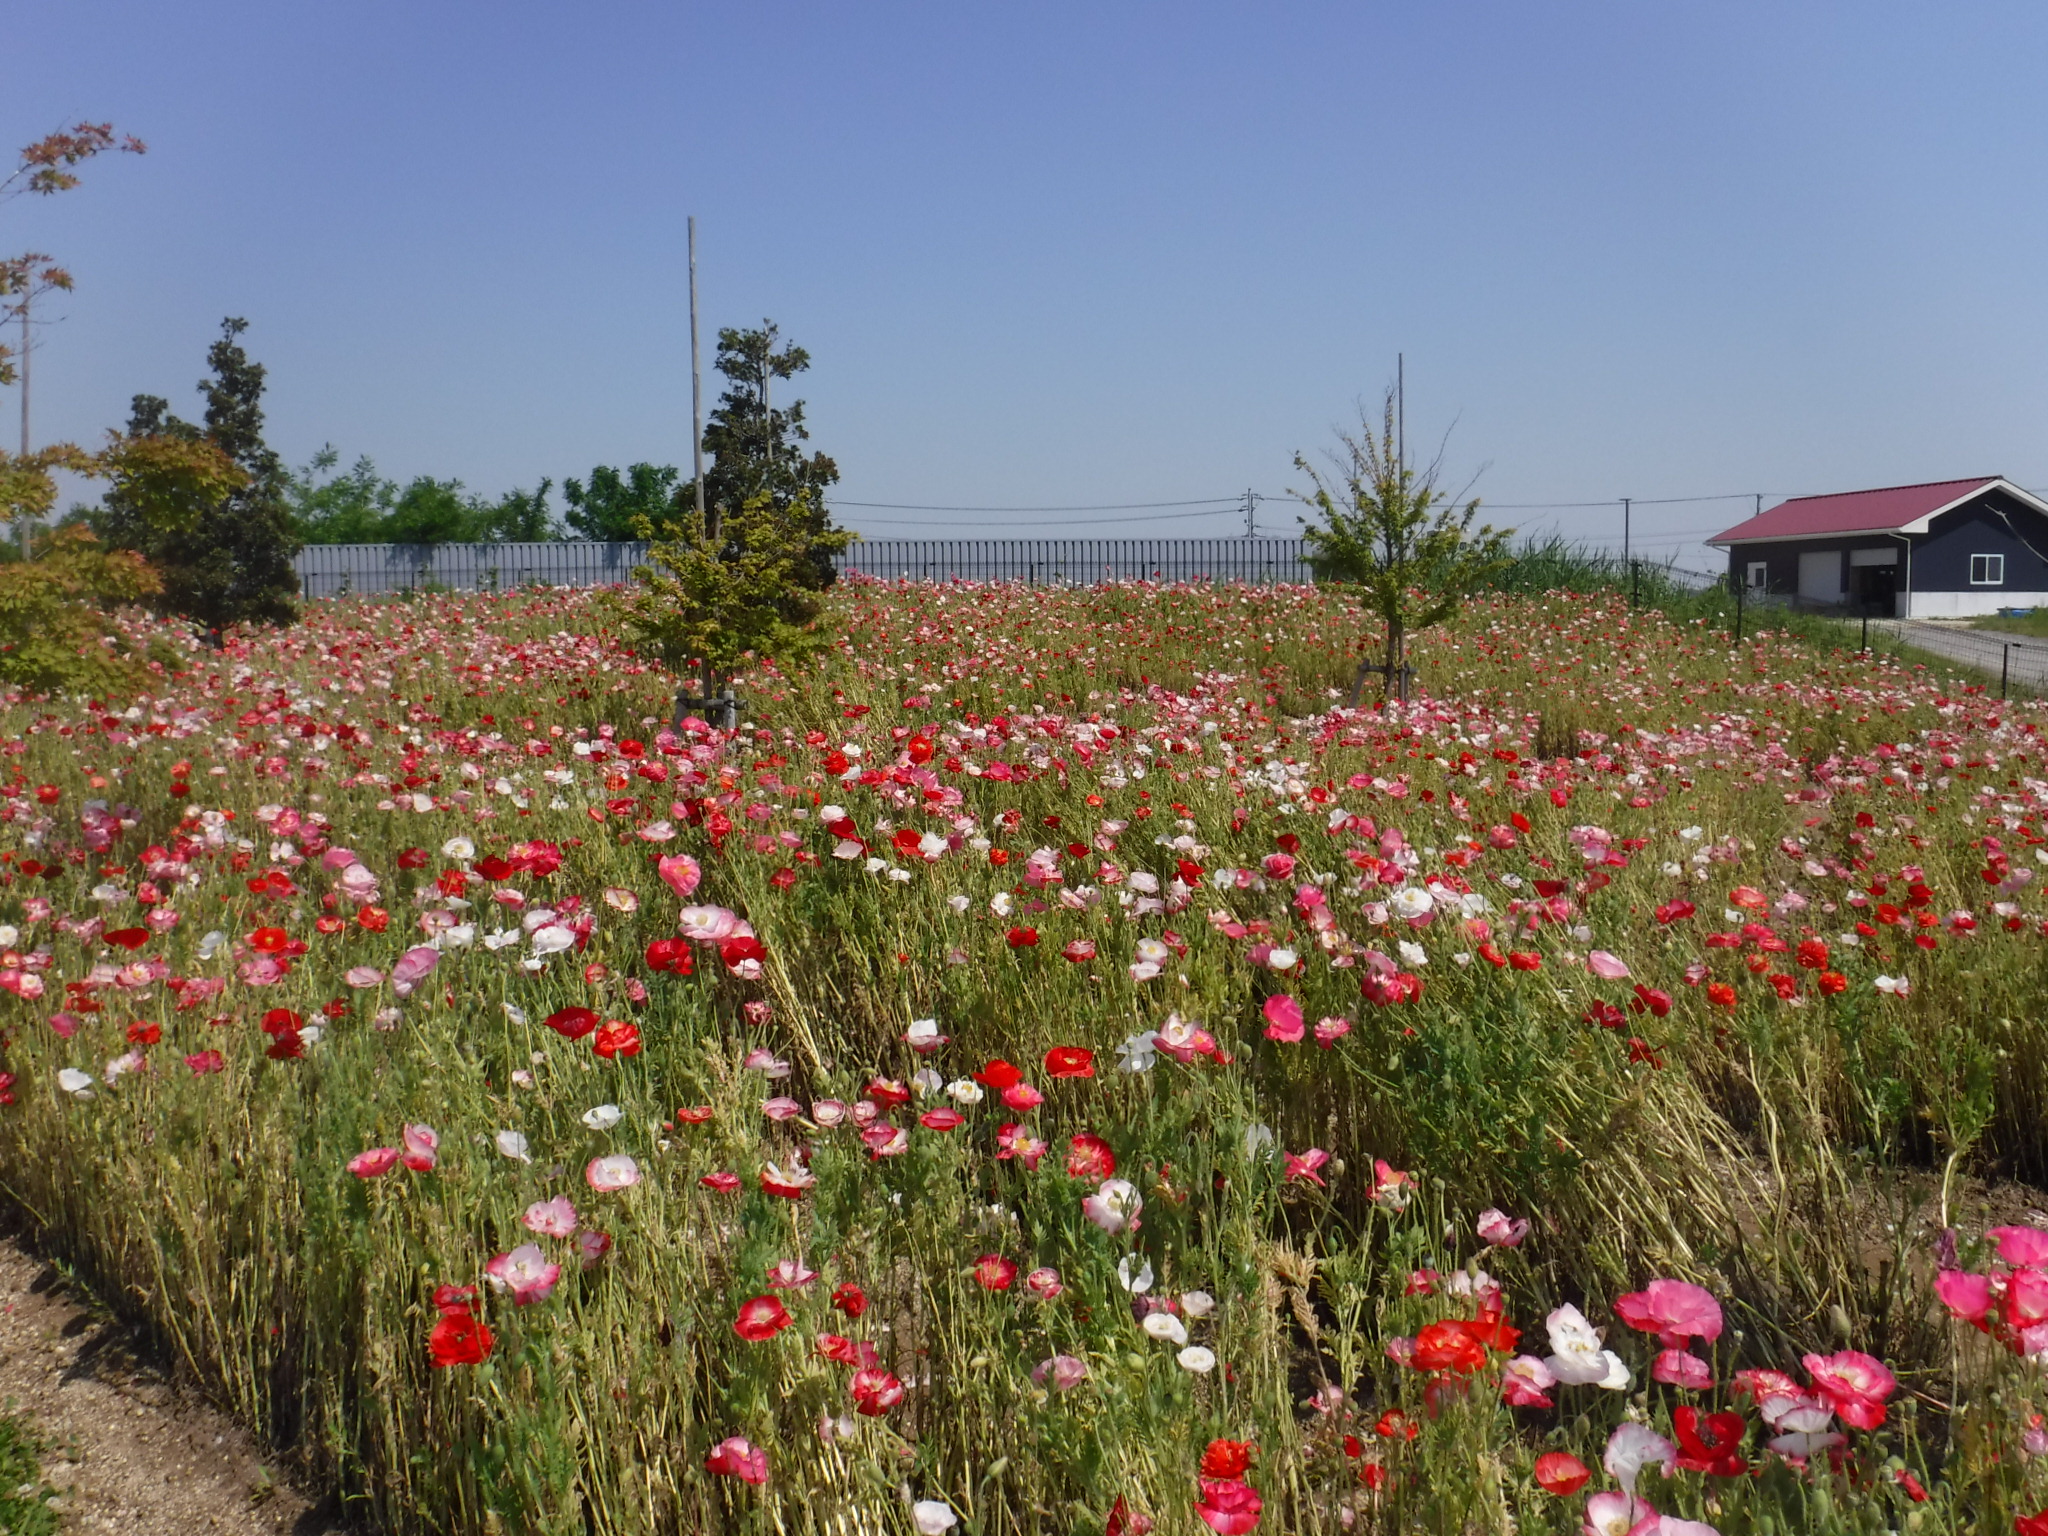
1802,1349,1896,1431
1283,1148,1329,1187
704,1436,768,1484
1312,1015,1352,1047
1990,1226,2048,1265
1024,1266,1064,1300
1261,994,1303,1043
390,945,440,993
1193,1476,1261,1534
484,1243,562,1305
1614,1279,1724,1347
656,853,702,899
1934,1268,1994,1324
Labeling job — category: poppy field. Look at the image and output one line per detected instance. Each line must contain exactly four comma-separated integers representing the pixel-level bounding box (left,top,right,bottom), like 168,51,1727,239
2,578,2048,1535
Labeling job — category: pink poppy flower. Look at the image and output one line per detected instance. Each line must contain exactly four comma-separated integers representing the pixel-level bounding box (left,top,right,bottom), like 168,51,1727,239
576,1231,612,1267
1586,950,1631,980
1990,1227,2048,1265
401,1123,439,1172
1061,939,1097,963
850,1367,904,1415
484,1243,562,1306
1500,1354,1556,1407
1584,1491,1654,1536
1032,1354,1089,1391
1312,1015,1352,1048
1653,1348,1715,1390
344,965,385,989
704,1436,767,1484
656,853,702,900
1802,1349,1896,1430
184,1050,225,1075
522,1195,579,1238
348,1147,400,1178
766,1258,818,1289
1283,1148,1329,1187
760,1160,817,1197
974,1255,1017,1291
1475,1208,1530,1247
391,946,440,994
1024,1266,1064,1300
1261,994,1303,1043
1614,1279,1724,1347
586,1153,640,1191
1193,1476,1261,1535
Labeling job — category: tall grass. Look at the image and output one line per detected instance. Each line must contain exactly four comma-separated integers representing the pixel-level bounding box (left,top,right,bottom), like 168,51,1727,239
0,579,2037,1534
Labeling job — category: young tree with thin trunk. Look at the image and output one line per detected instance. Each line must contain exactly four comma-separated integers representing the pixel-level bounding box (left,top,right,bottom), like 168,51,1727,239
1293,387,1513,705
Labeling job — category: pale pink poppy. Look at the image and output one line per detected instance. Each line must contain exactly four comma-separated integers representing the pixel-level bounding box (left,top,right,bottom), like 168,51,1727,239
586,1153,640,1191
1587,950,1631,980
576,1230,612,1267
344,966,385,989
1652,1348,1715,1390
679,905,740,942
1603,1421,1675,1495
1500,1354,1556,1407
1082,1178,1142,1233
401,1123,439,1172
391,946,440,995
1584,1491,1654,1536
484,1243,562,1306
1032,1354,1089,1391
1476,1208,1531,1247
522,1195,579,1238
766,1258,818,1289
1024,1266,1064,1300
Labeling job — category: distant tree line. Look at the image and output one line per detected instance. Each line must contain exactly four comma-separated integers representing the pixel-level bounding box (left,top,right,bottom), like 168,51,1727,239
290,320,838,547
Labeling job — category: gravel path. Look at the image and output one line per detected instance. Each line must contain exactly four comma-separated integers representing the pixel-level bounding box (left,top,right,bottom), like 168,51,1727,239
0,1216,349,1535
1872,619,2048,692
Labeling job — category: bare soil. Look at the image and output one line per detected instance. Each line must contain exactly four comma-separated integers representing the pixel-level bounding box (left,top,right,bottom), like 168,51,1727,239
0,1217,349,1536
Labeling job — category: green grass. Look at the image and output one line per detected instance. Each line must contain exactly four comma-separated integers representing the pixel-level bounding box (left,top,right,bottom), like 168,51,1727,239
1967,608,2048,638
0,1410,59,1536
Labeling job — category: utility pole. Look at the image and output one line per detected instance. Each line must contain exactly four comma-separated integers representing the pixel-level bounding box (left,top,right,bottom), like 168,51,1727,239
1243,487,1256,538
689,217,707,533
17,288,29,561
1396,353,1405,473
1622,496,1631,570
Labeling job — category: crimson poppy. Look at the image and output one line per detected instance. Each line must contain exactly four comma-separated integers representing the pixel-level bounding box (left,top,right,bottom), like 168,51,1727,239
544,1006,599,1041
105,928,149,951
1532,1451,1589,1495
1200,1440,1254,1479
592,1020,641,1059
1044,1046,1094,1078
732,1295,793,1342
428,1312,493,1368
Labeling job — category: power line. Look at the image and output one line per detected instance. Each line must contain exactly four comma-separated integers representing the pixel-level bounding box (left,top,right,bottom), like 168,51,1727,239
844,507,1251,530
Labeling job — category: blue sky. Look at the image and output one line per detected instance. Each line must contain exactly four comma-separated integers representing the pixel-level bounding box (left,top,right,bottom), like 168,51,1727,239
13,1,2048,567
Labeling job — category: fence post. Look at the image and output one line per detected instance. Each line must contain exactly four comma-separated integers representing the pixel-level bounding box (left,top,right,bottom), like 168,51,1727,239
1861,612,1869,652
2003,644,2011,700
1630,559,1639,609
1732,573,1744,646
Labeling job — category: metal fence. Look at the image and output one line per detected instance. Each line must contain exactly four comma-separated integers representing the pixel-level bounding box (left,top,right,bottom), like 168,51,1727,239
1872,619,2048,697
292,537,1313,598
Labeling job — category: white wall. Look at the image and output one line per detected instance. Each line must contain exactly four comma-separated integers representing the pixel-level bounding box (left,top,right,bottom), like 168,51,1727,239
1905,590,2048,618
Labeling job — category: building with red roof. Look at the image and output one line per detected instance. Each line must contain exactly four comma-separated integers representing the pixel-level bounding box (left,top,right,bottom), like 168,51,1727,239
1707,477,2048,617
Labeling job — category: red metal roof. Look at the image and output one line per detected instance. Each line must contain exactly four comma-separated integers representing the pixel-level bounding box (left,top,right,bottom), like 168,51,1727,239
1708,477,2002,544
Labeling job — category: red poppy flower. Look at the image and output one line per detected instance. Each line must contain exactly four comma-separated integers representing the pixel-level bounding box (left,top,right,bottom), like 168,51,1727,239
1044,1046,1095,1078
544,1006,599,1041
476,855,514,882
356,906,390,933
815,1333,860,1365
974,1059,1024,1090
428,1312,493,1368
261,1008,303,1036
1673,1405,1747,1477
676,1105,715,1124
591,1020,641,1059
1005,925,1039,949
849,1367,904,1415
645,938,692,974
249,927,289,954
1200,1440,1255,1479
974,1254,1017,1291
1409,1321,1488,1374
1532,1451,1590,1495
105,928,149,951
919,1106,964,1131
699,1171,741,1192
831,1282,868,1318
1066,1133,1117,1179
126,1022,160,1045
732,1295,793,1342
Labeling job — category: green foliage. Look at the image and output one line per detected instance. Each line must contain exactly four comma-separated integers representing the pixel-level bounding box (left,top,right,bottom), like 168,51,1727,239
616,491,853,697
686,322,841,583
289,448,557,545
562,463,680,542
0,523,165,691
94,319,302,631
0,1408,59,1536
1293,387,1514,700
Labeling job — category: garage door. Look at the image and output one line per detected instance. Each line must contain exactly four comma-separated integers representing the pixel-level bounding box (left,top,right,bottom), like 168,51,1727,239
1798,551,1843,604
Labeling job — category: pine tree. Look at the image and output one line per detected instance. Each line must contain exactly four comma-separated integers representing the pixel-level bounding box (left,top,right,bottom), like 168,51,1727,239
96,318,303,631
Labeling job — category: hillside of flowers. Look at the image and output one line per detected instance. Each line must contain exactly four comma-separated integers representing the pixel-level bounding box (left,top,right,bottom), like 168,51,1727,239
2,578,2047,1535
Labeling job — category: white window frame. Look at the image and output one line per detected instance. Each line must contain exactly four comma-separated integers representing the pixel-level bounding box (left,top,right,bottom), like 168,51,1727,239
1971,553,2006,586
1746,561,1767,591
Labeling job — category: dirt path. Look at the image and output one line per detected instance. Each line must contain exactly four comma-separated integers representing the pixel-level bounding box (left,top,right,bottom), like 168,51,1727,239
0,1220,349,1536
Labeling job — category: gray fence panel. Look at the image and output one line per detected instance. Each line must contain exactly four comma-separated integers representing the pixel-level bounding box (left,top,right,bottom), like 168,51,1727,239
293,538,1313,597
